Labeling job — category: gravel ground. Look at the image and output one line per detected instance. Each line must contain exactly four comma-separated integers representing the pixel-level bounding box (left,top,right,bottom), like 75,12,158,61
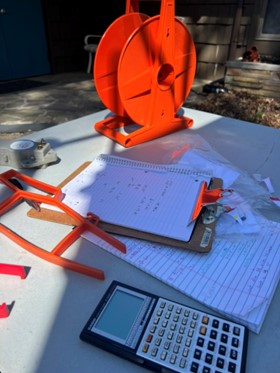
185,89,280,129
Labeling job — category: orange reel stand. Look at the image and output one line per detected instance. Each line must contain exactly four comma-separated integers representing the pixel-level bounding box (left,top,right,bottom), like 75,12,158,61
94,0,196,147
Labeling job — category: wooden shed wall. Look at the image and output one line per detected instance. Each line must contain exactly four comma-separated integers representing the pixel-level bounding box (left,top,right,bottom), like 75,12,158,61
139,0,255,81
43,0,279,80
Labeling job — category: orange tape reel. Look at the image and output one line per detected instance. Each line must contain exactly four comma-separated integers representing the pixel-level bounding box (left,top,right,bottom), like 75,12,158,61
94,0,196,147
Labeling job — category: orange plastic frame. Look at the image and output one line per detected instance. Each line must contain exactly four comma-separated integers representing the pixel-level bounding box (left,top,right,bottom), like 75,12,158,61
94,0,197,147
0,170,126,280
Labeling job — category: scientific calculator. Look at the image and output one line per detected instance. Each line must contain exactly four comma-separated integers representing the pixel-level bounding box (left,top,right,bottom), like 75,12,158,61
80,281,248,373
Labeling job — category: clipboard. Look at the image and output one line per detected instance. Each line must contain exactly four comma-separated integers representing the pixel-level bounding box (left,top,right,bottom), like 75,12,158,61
27,162,223,253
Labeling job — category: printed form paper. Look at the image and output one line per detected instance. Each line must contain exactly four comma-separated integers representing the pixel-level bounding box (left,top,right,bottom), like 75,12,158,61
84,219,280,334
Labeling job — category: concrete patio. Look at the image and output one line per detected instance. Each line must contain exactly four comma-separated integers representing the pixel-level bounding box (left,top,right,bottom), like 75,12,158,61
0,72,206,139
0,72,105,138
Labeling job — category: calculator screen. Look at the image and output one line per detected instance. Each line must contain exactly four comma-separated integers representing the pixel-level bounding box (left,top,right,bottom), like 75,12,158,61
91,286,152,346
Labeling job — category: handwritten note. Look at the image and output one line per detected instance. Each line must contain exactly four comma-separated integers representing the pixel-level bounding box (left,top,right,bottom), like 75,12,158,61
58,154,212,241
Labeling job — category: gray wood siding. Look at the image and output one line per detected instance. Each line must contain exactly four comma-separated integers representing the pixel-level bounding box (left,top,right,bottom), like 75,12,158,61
139,0,279,81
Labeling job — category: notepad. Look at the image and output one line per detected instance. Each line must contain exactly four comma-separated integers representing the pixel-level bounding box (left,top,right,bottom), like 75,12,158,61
55,154,213,242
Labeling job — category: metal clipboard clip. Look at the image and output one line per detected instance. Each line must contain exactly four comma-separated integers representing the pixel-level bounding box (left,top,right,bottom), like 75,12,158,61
0,169,126,280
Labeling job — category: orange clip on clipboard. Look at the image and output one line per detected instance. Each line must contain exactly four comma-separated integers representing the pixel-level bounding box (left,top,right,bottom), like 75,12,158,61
191,181,230,222
0,169,126,280
27,162,225,253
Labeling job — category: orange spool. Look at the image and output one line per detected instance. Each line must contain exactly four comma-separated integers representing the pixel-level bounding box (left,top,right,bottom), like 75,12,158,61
94,13,149,115
94,0,196,147
118,16,196,127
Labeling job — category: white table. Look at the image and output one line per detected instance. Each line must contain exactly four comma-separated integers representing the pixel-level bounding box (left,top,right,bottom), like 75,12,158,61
0,109,279,373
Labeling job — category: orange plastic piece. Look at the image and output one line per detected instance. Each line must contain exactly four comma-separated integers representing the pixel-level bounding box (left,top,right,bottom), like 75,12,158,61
0,263,27,318
0,169,126,280
0,263,27,279
0,303,9,318
94,0,196,147
192,183,233,221
125,0,139,13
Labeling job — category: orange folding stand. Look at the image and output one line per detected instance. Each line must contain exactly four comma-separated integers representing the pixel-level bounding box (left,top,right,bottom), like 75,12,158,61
0,170,126,280
94,0,196,147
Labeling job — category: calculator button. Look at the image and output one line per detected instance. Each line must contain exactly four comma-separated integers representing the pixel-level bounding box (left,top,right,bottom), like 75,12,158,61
218,345,227,356
202,367,211,373
232,337,239,348
205,353,213,364
221,333,228,343
146,334,153,343
164,341,171,350
190,320,197,328
228,361,237,372
170,354,177,364
158,328,165,337
151,347,158,357
223,322,230,332
194,349,202,360
230,349,238,360
207,341,215,351
212,319,219,328
179,358,186,368
184,310,190,317
157,309,163,316
142,344,149,353
233,326,241,336
179,326,185,334
176,306,182,314
197,337,204,347
167,331,174,340
190,361,199,372
202,315,209,325
173,344,180,354
188,329,194,337
210,330,217,339
176,334,183,343
199,326,207,335
165,311,171,319
155,338,161,346
216,357,225,369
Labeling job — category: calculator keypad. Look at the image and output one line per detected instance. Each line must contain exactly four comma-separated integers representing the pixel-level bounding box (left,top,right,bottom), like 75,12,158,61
137,298,247,373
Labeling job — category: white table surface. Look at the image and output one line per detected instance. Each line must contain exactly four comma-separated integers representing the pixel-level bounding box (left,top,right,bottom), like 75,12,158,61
0,108,279,373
